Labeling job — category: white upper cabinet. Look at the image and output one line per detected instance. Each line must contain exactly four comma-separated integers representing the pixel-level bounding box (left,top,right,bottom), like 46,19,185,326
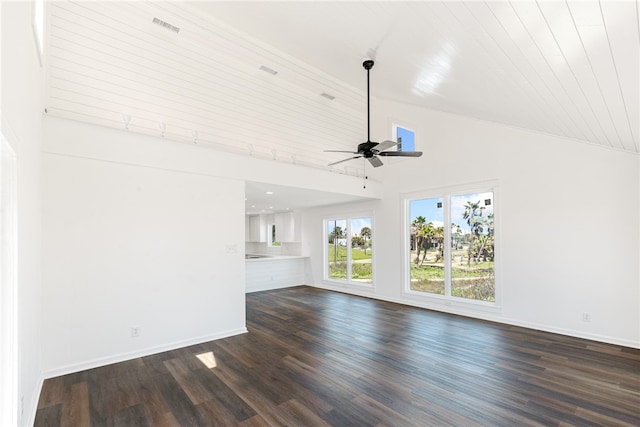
247,215,267,242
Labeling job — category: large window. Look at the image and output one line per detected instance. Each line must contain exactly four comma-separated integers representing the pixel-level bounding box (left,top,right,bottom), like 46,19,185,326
406,187,496,303
325,216,372,285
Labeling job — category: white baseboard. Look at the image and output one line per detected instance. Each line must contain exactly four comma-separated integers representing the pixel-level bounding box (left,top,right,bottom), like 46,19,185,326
41,327,248,380
310,282,640,349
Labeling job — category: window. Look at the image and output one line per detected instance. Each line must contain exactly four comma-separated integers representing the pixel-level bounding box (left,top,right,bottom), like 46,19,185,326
268,223,281,247
325,216,372,285
393,125,415,152
406,187,496,303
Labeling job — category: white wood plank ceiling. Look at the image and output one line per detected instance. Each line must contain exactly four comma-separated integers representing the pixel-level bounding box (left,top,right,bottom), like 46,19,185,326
45,1,639,178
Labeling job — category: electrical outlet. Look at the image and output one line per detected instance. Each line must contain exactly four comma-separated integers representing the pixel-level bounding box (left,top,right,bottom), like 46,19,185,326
582,312,591,322
130,327,140,338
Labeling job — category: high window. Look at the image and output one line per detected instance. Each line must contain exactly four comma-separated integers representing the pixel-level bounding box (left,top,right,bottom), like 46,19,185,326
393,125,415,152
405,186,496,303
325,216,373,285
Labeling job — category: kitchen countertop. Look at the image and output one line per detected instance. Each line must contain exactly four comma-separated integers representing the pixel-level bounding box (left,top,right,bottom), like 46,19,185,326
245,254,308,262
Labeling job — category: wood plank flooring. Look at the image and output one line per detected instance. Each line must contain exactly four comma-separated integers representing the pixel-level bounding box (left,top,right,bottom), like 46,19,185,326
35,286,640,426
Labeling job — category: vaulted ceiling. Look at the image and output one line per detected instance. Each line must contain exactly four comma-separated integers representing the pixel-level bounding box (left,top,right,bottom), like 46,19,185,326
46,1,639,181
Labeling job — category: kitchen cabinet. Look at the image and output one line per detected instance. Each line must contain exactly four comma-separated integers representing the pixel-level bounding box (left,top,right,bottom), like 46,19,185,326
245,256,307,293
247,214,267,242
275,212,300,242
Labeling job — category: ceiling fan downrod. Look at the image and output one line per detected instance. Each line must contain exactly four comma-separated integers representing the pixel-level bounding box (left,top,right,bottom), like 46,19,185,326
363,60,374,143
324,58,422,169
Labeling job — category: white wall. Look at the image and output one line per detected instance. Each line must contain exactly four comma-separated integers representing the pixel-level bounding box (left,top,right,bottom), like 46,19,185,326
303,99,640,348
41,153,246,375
39,121,252,376
40,115,380,377
1,1,45,425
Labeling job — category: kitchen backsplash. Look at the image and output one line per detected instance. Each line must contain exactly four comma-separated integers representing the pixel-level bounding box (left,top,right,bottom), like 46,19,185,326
245,242,302,256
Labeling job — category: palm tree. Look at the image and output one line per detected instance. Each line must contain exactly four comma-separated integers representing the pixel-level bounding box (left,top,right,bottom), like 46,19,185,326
474,213,494,263
434,225,445,261
412,216,426,264
417,222,436,266
463,200,485,267
360,226,371,255
329,223,344,266
328,225,344,244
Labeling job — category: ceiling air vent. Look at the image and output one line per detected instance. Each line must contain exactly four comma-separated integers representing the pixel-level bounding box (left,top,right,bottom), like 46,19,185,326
320,92,336,100
152,17,180,33
259,65,278,76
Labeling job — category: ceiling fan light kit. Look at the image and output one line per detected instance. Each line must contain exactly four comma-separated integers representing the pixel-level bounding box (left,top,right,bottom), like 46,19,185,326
326,59,423,168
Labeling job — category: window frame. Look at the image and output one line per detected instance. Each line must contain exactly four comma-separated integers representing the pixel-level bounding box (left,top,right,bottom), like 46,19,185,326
392,123,416,152
402,181,500,309
323,213,374,287
267,223,281,248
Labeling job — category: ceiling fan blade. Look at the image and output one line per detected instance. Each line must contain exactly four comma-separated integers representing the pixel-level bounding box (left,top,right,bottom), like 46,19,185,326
379,151,423,157
328,155,363,167
324,150,359,154
368,156,384,167
373,140,398,152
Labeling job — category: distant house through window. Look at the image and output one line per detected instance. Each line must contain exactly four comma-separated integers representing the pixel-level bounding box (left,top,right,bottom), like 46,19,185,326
394,125,415,152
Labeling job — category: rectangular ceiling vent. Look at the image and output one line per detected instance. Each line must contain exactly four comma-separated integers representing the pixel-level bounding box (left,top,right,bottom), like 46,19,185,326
259,65,278,76
320,92,336,100
152,17,180,34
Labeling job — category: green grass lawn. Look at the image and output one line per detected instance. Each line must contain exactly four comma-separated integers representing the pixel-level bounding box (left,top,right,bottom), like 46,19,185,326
327,244,372,280
327,243,371,262
328,262,372,280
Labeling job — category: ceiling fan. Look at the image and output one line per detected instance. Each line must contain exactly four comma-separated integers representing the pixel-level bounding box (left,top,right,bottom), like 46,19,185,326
326,60,423,168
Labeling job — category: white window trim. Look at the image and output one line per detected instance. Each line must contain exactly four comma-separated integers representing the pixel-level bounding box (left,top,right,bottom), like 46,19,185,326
391,122,416,151
401,180,501,311
323,212,375,288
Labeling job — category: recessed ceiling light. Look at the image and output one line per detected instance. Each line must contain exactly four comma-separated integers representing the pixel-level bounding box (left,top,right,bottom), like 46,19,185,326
265,191,274,195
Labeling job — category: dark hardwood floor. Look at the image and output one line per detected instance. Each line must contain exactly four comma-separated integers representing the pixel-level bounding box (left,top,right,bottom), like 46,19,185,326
36,286,640,426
